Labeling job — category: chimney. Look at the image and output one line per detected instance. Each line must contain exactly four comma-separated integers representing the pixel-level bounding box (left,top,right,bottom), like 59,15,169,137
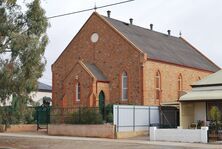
129,18,133,25
150,24,153,30
107,10,111,18
167,30,171,36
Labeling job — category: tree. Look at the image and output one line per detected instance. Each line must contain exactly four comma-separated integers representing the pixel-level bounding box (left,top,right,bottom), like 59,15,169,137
0,0,48,103
0,0,48,127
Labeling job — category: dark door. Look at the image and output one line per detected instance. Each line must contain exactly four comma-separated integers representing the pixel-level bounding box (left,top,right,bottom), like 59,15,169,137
99,91,105,119
36,106,50,131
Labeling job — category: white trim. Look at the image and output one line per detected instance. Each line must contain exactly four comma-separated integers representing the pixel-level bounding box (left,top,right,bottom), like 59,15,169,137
121,72,128,100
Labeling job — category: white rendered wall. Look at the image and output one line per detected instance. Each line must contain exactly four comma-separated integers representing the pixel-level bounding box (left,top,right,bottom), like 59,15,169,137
30,91,52,105
150,127,208,143
194,102,206,125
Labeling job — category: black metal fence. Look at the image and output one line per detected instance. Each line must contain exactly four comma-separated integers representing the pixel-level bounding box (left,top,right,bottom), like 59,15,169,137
49,107,112,124
208,123,222,142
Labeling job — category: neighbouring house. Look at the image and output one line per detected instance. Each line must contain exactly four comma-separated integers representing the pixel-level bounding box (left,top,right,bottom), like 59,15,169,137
180,69,222,129
52,11,220,113
30,82,52,106
1,82,52,106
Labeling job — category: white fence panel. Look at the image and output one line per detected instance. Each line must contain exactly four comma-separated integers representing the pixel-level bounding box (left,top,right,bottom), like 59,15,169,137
113,105,160,132
150,107,159,125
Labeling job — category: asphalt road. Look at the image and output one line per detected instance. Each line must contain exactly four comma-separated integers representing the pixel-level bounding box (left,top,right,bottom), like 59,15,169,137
0,133,221,149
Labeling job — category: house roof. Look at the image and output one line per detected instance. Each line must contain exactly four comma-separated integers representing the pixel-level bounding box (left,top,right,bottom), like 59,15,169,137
180,90,222,101
84,63,108,81
38,82,52,92
192,69,222,86
103,16,220,72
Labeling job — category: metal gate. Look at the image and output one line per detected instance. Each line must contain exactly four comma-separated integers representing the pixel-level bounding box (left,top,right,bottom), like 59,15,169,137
36,106,50,131
159,106,179,128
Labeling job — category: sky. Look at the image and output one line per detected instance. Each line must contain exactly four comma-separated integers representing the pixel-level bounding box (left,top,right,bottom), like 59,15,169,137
33,0,222,85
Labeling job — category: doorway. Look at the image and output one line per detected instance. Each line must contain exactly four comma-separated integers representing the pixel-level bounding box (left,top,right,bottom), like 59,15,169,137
99,91,105,119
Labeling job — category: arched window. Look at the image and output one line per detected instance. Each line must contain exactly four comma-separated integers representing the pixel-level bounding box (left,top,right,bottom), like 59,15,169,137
121,71,128,100
178,74,183,98
155,71,161,100
75,82,80,101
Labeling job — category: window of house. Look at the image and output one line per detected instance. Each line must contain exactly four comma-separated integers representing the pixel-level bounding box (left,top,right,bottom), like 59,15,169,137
155,71,161,100
76,82,80,101
178,74,183,98
121,71,128,100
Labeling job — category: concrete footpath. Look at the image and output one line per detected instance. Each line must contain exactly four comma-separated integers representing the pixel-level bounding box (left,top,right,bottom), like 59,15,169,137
0,132,221,149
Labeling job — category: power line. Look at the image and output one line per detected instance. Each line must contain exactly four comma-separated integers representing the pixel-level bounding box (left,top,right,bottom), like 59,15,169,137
47,0,135,19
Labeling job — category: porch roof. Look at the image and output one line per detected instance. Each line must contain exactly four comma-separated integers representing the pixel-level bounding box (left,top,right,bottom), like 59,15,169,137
84,62,108,81
180,90,222,101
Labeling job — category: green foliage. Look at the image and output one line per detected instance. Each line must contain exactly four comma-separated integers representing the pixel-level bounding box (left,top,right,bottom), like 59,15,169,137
209,106,221,130
0,96,36,126
106,112,113,123
42,96,51,106
197,120,204,129
0,0,48,104
209,106,221,122
105,104,113,123
70,108,103,124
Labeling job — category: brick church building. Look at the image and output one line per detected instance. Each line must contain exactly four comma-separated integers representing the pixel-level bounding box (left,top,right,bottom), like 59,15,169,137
52,12,220,109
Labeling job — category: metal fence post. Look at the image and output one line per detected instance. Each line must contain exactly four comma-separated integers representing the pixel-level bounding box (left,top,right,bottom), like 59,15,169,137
79,107,81,123
149,107,151,127
117,106,119,132
133,106,135,131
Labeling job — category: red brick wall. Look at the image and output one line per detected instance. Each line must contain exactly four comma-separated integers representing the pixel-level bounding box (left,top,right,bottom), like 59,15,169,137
143,60,212,106
52,13,144,107
63,63,94,107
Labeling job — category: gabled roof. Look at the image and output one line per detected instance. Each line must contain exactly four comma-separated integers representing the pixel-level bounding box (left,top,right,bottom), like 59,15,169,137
192,69,222,86
103,16,220,72
84,63,108,81
38,82,52,92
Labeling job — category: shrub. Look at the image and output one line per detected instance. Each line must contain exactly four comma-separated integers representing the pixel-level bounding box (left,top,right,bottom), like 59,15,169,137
106,112,113,123
209,106,221,122
105,104,113,123
105,104,113,114
209,106,221,130
71,108,103,124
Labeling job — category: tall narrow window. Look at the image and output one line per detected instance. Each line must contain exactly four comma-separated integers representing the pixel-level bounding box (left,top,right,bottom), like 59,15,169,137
155,71,161,100
178,74,183,99
76,82,80,101
121,71,128,100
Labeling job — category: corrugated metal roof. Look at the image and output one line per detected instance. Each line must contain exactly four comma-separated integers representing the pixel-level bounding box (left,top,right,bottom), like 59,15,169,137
180,90,222,101
84,63,108,81
193,70,222,86
103,16,219,72
38,82,52,91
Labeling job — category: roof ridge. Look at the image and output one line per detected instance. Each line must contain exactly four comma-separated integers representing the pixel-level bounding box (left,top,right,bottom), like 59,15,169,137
102,15,180,39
